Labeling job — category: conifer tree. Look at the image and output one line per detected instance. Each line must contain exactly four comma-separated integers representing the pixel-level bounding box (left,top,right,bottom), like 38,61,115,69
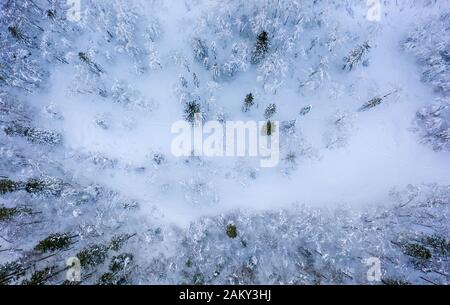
242,93,254,112
183,100,202,124
264,103,277,119
251,31,269,64
343,42,371,71
34,233,75,253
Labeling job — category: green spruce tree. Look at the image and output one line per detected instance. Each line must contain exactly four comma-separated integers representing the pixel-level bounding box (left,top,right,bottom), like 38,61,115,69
242,93,254,112
251,31,269,64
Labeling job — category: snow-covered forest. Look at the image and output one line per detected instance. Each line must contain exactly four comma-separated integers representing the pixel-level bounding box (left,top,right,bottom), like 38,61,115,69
0,0,449,285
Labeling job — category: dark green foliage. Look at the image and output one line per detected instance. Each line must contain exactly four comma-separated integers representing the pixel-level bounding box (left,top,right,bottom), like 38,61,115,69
359,91,398,112
26,128,62,145
264,103,277,119
25,179,46,193
0,261,27,285
0,179,18,194
4,123,62,145
422,235,449,255
251,31,269,64
8,26,24,40
76,245,108,268
79,52,104,75
34,233,73,253
382,278,411,285
78,52,90,63
61,279,80,285
183,100,202,124
20,177,64,195
402,243,432,260
262,121,275,136
22,267,55,285
343,41,371,71
0,206,32,222
299,105,312,116
4,124,28,137
153,153,165,165
46,10,55,19
97,272,116,285
98,252,134,285
226,224,237,239
109,233,135,251
186,258,193,268
0,207,19,221
359,97,382,112
266,121,274,136
97,272,127,285
109,253,134,272
192,273,205,285
242,93,254,112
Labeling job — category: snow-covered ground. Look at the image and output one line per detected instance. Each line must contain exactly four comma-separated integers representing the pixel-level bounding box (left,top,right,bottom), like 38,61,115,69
0,0,449,285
